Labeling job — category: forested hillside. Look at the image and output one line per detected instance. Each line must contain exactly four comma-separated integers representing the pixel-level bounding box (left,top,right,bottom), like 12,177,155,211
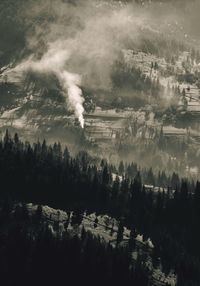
0,205,148,286
0,131,199,285
1,1,200,285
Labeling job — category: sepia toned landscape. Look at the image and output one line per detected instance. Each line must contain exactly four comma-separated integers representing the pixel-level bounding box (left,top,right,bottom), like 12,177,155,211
0,1,200,285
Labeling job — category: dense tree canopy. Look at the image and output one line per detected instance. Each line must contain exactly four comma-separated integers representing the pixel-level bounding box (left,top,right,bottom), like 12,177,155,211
0,131,200,285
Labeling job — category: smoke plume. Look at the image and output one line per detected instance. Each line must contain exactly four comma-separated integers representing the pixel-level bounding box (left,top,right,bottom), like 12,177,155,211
2,0,200,121
60,71,84,128
5,42,85,128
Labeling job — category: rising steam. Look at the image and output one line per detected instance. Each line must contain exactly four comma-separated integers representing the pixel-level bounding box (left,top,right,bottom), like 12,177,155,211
4,42,85,128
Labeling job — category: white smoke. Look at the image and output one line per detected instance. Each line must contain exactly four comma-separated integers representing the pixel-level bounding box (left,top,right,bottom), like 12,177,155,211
4,42,85,128
59,71,84,128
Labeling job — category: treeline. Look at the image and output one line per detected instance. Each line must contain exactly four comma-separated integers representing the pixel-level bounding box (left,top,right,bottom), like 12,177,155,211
0,131,200,285
109,60,164,109
138,34,187,63
0,203,148,286
111,61,163,109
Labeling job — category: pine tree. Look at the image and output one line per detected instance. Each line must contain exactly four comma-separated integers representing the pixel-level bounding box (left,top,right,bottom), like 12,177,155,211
118,161,125,175
36,205,43,222
129,227,136,251
117,220,124,246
